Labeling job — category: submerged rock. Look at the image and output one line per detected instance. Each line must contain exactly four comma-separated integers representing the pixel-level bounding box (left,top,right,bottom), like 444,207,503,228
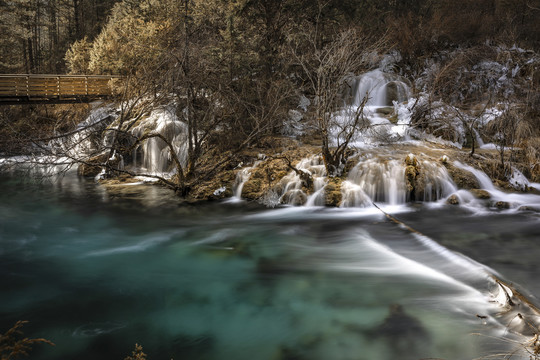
375,106,394,116
367,304,430,359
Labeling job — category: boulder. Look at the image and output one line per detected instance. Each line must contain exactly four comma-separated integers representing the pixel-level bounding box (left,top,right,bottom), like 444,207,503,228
405,165,418,194
439,155,449,164
77,153,108,177
445,164,480,190
470,189,491,199
325,178,343,207
405,153,418,167
375,107,394,116
404,154,419,200
494,201,510,209
446,194,460,205
281,190,307,206
518,205,540,212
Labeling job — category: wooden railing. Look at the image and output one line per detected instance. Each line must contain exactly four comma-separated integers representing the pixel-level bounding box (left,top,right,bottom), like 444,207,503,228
0,74,122,105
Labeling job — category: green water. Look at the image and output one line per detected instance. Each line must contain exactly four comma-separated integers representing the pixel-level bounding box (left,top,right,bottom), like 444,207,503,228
1,173,539,360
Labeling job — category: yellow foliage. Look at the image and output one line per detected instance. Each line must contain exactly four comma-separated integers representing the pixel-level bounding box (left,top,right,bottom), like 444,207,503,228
65,37,92,74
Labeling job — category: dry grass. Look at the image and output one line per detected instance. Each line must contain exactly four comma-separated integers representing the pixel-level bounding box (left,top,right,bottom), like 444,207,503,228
0,321,54,360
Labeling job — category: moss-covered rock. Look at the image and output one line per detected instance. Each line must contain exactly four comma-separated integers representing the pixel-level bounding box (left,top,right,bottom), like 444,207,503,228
470,189,491,199
446,194,460,205
77,154,108,177
187,170,236,201
241,146,320,202
445,164,480,189
325,177,343,207
404,154,420,200
281,189,307,206
494,201,510,209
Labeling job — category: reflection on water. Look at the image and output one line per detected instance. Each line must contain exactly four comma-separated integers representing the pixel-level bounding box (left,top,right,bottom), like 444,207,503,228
1,173,539,360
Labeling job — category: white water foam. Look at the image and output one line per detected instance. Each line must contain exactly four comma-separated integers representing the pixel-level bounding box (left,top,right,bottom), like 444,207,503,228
454,161,540,209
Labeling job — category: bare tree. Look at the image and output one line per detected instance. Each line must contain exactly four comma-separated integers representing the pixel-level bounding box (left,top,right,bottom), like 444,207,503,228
289,26,385,175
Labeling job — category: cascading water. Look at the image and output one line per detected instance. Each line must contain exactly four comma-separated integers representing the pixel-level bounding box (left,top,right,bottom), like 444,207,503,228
343,158,407,206
350,69,412,107
416,160,458,202
232,161,261,201
130,106,189,176
334,70,414,148
278,156,327,206
454,161,540,210
51,104,116,160
341,154,460,208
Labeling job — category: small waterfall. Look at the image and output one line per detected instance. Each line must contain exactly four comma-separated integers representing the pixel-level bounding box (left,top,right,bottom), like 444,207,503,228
279,156,327,206
350,70,411,107
340,181,372,207
341,156,459,207
130,107,189,176
454,161,496,191
454,161,540,209
417,160,458,202
336,70,413,148
232,161,260,200
305,176,327,206
344,158,407,205
51,105,115,159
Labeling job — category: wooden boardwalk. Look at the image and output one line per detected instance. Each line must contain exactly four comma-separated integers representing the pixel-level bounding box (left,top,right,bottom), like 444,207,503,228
0,74,122,105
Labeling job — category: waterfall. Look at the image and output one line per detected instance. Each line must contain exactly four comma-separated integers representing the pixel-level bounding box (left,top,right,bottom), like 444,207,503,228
130,107,189,176
232,162,260,200
305,176,327,206
341,156,459,207
350,70,411,107
336,70,413,148
454,161,540,209
50,105,115,159
344,158,407,205
453,161,496,191
417,160,458,202
279,156,327,206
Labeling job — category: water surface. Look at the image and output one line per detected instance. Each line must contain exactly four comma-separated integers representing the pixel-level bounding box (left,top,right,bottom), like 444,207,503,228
1,173,539,360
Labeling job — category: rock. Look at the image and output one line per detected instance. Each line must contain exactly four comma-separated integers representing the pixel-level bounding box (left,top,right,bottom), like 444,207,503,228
518,205,540,212
445,164,480,189
405,165,418,194
325,178,343,207
446,194,460,205
404,153,418,167
186,168,236,201
281,190,307,206
495,201,510,209
470,189,491,199
375,107,394,116
404,154,419,200
367,304,430,356
440,155,449,164
384,81,400,105
77,154,108,177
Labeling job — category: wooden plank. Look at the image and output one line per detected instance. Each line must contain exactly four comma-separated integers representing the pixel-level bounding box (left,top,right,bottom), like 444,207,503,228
0,74,121,103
